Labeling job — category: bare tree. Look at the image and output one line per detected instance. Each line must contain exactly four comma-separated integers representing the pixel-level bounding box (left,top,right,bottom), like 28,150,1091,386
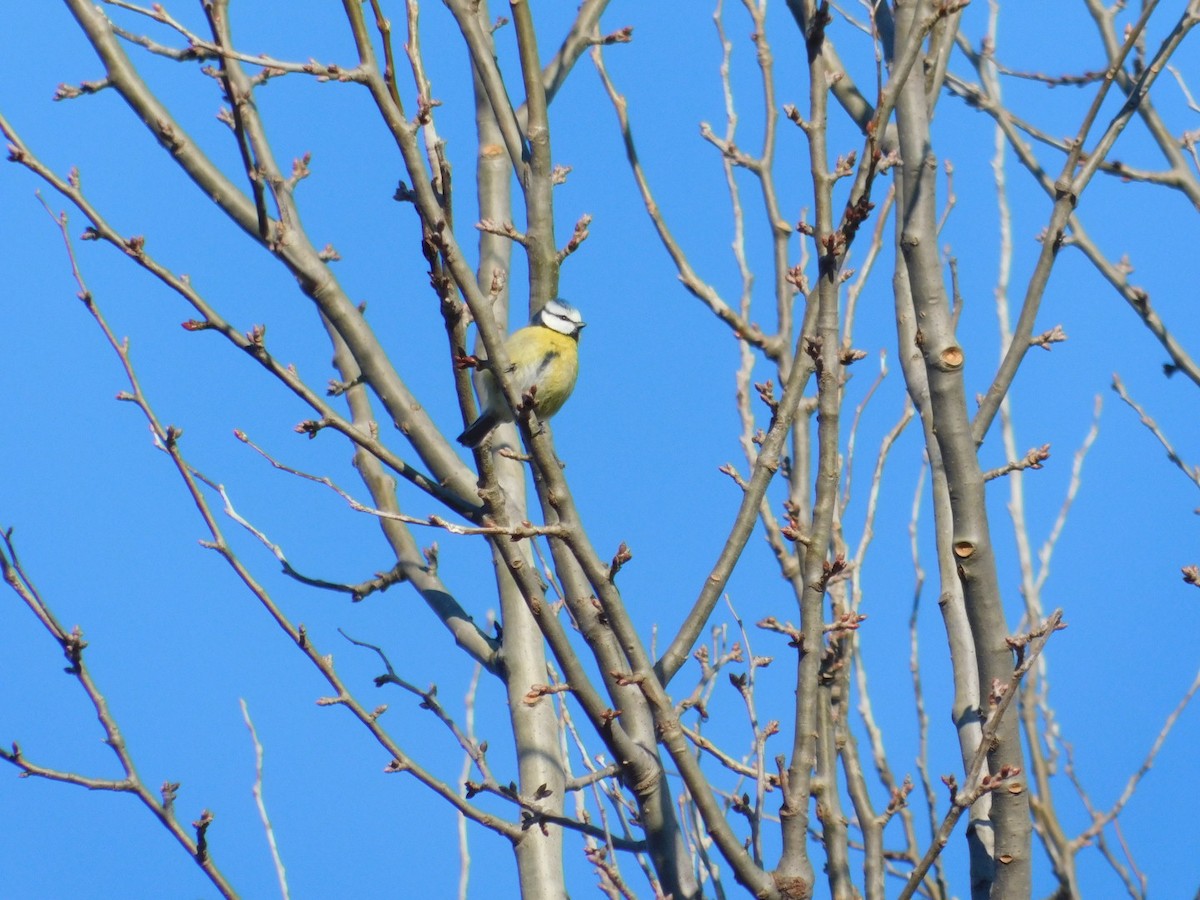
3,2,1199,898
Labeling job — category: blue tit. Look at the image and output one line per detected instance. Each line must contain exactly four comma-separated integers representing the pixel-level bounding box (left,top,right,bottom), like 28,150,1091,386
457,298,586,448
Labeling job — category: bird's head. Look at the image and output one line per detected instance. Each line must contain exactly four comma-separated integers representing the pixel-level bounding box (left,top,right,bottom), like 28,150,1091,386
534,298,586,339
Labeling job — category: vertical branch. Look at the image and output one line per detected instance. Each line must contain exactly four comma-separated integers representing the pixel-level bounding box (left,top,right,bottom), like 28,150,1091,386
814,681,854,900
239,700,290,900
737,0,795,364
905,466,952,900
456,5,569,897
898,613,1065,900
984,14,1085,891
509,0,559,305
893,1,1027,896
457,661,484,900
843,403,913,900
776,5,843,893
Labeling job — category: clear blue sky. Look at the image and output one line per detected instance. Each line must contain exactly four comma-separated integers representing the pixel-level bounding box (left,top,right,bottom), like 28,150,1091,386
2,3,1198,898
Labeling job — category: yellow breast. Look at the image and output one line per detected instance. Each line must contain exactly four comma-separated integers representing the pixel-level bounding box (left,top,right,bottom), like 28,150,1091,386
502,325,580,420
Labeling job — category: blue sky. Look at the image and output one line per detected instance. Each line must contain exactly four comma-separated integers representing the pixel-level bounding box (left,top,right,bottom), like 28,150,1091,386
2,2,1199,898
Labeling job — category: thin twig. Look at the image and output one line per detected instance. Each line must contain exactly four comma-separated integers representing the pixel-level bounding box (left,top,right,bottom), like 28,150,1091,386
239,700,290,900
1111,374,1200,493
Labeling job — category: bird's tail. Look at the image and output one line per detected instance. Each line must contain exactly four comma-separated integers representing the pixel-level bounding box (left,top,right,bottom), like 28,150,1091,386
456,409,502,448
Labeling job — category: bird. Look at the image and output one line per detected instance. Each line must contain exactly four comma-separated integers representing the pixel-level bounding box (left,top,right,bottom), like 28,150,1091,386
456,298,586,448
